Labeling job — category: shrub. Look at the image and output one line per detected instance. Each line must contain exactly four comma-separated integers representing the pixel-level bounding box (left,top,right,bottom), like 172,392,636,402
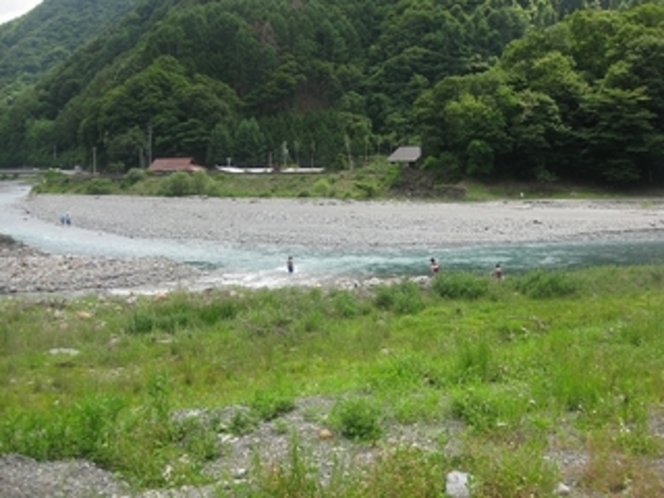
108,162,126,174
330,397,383,442
191,171,211,195
197,299,240,324
173,417,221,461
330,290,368,318
449,385,527,432
382,164,402,188
84,178,114,195
250,390,296,421
373,280,424,315
227,409,258,436
122,168,146,187
514,270,578,299
354,180,378,199
313,178,331,196
160,171,194,197
432,272,488,300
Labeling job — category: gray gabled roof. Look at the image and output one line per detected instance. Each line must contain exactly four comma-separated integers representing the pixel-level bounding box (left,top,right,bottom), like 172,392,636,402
387,146,422,163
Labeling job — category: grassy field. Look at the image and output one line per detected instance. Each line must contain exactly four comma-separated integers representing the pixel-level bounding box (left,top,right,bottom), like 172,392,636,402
32,162,406,200
30,160,645,202
2,266,664,495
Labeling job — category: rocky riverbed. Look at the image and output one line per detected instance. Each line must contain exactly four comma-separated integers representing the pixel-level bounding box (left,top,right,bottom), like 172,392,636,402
3,191,663,296
19,193,664,249
0,234,201,296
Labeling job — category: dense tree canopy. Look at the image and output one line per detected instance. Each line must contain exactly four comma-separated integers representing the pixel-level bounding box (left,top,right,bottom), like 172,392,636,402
0,0,663,186
0,0,140,103
416,4,664,185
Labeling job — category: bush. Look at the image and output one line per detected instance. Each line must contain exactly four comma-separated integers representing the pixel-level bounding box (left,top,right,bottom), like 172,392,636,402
191,171,212,195
330,397,383,442
449,385,526,432
227,409,258,436
330,290,369,318
514,270,578,299
122,168,146,187
84,178,114,195
197,299,240,324
313,178,331,196
160,171,194,197
250,390,296,421
354,180,378,199
373,280,424,315
432,272,488,300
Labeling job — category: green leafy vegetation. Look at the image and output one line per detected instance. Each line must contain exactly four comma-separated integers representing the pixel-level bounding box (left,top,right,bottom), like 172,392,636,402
33,161,425,200
3,0,664,189
0,0,139,101
330,397,384,442
3,265,664,494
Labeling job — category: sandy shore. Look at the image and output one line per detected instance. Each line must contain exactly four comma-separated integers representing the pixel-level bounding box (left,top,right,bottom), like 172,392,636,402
21,194,664,249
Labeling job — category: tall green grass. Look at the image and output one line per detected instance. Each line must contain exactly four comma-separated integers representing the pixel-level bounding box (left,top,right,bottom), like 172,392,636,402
33,161,408,200
2,265,664,494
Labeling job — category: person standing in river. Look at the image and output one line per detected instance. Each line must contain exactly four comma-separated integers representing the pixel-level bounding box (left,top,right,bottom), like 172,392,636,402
429,257,440,275
287,256,294,274
493,263,503,280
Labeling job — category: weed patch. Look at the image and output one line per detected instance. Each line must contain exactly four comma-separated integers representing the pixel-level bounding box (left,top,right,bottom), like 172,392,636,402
432,272,488,299
514,270,578,299
330,397,384,442
373,280,424,315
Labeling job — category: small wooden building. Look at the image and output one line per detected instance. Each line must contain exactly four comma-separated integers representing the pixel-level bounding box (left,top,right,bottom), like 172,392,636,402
387,146,422,168
148,157,205,173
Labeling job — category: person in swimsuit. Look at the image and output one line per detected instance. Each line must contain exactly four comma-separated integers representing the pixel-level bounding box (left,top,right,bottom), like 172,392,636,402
429,257,440,274
493,263,503,280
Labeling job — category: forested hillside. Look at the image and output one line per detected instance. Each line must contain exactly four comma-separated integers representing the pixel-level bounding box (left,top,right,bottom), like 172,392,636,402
0,0,662,186
0,0,140,103
416,4,664,185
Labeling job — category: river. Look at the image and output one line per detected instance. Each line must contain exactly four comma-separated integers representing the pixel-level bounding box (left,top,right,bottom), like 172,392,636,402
2,181,664,288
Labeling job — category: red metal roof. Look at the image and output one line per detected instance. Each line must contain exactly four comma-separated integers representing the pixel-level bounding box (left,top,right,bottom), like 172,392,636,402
148,158,205,172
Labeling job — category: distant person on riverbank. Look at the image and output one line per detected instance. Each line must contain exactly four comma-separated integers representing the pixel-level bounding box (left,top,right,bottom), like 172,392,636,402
60,213,71,226
493,263,503,280
429,257,440,274
287,256,294,274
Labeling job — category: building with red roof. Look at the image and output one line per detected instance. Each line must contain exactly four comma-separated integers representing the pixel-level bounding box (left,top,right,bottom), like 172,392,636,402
148,157,205,173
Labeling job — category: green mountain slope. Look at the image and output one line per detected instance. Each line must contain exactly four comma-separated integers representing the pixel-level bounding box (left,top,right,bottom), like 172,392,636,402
1,0,662,186
0,0,140,102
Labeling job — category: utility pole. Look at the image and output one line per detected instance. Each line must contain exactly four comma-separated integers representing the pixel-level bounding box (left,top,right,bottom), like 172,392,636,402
147,124,153,168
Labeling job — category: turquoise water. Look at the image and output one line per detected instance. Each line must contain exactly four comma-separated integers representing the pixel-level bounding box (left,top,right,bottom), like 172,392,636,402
3,182,664,285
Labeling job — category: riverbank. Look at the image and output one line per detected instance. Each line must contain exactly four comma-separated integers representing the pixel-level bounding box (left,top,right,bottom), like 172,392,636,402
2,188,664,295
0,234,202,296
20,193,664,249
3,265,664,496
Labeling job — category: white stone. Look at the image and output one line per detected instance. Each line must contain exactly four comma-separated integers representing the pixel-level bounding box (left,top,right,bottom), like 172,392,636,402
445,470,471,498
48,348,80,356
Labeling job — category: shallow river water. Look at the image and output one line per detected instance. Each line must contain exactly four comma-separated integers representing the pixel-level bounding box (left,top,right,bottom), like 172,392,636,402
2,182,664,288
